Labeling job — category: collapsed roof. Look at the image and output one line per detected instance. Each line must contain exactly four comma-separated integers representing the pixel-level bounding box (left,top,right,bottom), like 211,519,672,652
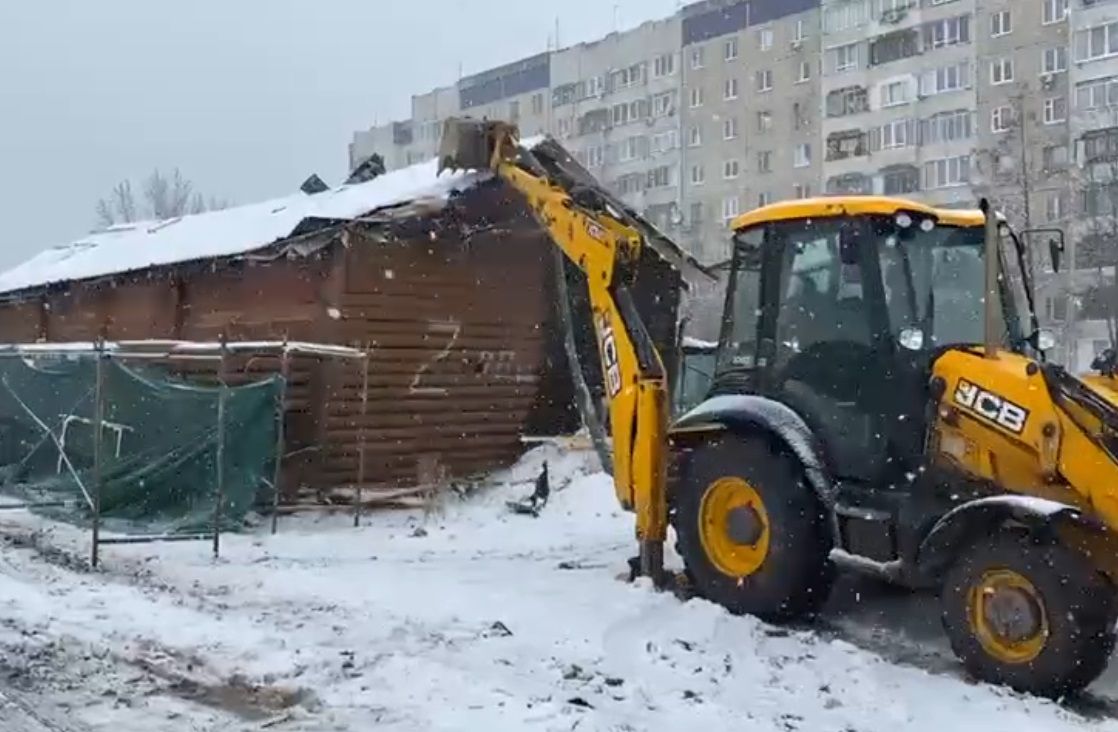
0,136,709,298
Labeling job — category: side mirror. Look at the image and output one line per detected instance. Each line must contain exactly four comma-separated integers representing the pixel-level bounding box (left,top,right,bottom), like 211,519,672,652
1049,237,1063,273
839,227,860,266
1018,227,1066,273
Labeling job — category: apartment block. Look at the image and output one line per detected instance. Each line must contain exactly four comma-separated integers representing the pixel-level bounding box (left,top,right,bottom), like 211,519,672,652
819,0,981,207
974,0,1070,226
348,0,1118,332
350,54,551,171
680,0,823,264
551,17,684,232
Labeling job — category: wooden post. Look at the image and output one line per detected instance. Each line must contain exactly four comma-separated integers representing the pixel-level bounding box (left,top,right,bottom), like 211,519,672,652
90,339,106,569
212,334,228,559
270,340,290,535
353,350,370,528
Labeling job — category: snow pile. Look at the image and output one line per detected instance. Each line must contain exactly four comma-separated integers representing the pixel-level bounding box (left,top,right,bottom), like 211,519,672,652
0,447,1116,730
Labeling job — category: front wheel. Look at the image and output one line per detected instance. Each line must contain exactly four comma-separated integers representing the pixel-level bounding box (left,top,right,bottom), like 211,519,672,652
670,433,834,623
941,531,1118,698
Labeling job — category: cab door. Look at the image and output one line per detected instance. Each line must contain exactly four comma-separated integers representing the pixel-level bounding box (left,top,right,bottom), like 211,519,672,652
757,217,896,484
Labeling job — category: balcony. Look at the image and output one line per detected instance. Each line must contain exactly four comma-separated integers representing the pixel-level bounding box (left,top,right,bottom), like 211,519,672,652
826,86,870,118
826,130,869,161
826,172,874,195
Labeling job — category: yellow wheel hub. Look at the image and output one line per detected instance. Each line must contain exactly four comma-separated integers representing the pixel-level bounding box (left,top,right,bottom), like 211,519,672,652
699,477,771,578
968,568,1049,665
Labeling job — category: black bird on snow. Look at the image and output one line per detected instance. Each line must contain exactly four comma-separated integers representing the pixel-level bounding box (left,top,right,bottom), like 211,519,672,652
508,462,550,517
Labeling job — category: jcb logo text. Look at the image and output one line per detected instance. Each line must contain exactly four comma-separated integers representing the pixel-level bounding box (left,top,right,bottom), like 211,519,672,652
953,379,1029,434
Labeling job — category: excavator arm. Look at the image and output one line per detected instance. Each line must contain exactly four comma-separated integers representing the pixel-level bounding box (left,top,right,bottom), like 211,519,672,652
438,118,669,580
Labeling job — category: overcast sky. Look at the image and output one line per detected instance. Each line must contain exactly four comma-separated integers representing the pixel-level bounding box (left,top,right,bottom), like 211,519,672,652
0,0,682,269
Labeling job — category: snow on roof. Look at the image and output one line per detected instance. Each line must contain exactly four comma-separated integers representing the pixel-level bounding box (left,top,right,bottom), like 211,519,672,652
0,155,494,297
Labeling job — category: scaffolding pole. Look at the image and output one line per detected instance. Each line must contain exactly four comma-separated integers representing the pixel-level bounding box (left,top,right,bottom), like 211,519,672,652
270,340,290,535
90,339,106,569
212,335,228,559
353,351,370,528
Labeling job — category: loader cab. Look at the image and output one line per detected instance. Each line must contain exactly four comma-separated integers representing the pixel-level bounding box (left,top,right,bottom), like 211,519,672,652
713,197,1029,486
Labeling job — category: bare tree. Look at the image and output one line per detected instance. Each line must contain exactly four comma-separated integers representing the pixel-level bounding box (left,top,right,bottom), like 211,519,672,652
95,168,228,227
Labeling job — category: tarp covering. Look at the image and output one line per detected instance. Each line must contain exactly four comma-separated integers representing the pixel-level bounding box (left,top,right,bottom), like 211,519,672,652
0,352,280,535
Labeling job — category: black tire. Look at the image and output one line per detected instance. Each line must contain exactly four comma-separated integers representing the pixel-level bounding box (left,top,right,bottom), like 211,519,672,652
941,530,1118,698
670,432,835,623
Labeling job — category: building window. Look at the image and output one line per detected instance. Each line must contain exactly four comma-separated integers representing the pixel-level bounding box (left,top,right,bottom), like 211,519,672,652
991,10,1011,37
920,109,974,143
691,164,705,185
531,94,544,115
618,136,646,162
759,27,773,51
991,105,1013,132
724,117,739,139
691,46,705,69
725,37,739,61
690,87,704,108
923,15,969,49
1075,22,1118,63
1083,127,1118,163
825,1,868,33
870,118,912,150
793,102,810,130
919,61,970,95
586,145,605,168
882,166,920,195
1044,96,1067,124
758,150,773,172
832,43,859,73
794,143,812,168
724,77,739,100
557,117,572,137
509,100,520,121
798,61,812,83
1078,76,1118,110
1042,0,1068,26
756,69,774,92
793,183,811,199
652,91,674,117
758,192,772,208
585,75,604,98
651,130,677,154
1043,144,1068,169
757,110,773,132
723,159,741,179
923,155,971,189
880,80,910,107
990,58,1014,85
1045,190,1068,222
870,28,919,66
688,125,702,147
722,196,740,222
646,166,672,189
653,53,675,78
827,86,869,117
1043,47,1067,75
613,63,645,89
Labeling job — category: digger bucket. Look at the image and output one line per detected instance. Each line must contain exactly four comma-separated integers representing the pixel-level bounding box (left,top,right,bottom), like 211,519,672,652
437,117,520,176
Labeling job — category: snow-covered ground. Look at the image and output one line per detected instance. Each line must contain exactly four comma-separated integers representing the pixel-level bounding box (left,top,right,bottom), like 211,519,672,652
1,446,1118,731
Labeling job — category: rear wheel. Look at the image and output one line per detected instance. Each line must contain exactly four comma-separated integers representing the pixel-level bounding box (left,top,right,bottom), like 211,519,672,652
941,531,1118,698
670,433,834,622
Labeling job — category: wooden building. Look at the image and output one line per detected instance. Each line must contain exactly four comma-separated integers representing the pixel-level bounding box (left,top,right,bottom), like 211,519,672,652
0,145,700,504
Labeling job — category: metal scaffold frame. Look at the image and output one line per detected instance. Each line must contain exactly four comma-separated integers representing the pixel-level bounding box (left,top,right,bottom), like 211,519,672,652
0,338,372,567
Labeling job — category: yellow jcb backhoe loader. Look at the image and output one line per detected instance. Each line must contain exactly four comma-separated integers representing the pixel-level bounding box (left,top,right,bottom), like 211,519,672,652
439,117,1118,699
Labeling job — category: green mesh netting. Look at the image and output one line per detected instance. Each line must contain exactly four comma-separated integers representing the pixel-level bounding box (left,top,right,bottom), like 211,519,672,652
0,352,280,536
